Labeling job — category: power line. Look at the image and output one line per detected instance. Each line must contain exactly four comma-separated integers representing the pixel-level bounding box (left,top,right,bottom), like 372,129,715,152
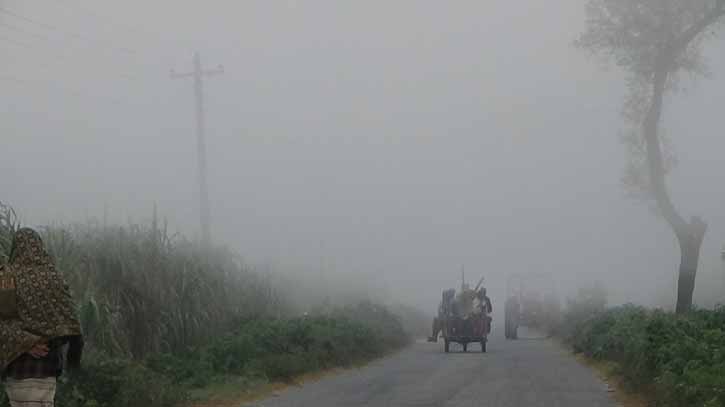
0,6,137,56
0,73,115,104
0,32,150,84
0,20,49,41
0,13,160,81
0,46,142,84
0,73,147,108
0,35,35,49
50,0,171,47
0,7,85,39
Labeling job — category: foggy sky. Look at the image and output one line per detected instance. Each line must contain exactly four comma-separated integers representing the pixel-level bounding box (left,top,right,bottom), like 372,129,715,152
2,0,725,311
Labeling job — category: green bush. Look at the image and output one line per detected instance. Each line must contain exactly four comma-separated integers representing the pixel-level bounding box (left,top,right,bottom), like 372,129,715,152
158,310,408,384
564,306,725,407
0,353,187,407
1,307,409,407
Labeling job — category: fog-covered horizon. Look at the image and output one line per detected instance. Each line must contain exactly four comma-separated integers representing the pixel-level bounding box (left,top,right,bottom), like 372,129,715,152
3,0,725,312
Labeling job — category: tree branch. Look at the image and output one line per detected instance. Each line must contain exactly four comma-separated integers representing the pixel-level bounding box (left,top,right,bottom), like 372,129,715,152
642,1,725,238
670,1,725,59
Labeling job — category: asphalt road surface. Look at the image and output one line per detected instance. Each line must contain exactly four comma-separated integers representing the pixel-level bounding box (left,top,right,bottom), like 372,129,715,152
248,330,616,407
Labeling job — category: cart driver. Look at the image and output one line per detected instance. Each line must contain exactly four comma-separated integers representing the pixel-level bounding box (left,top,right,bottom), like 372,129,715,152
476,287,493,332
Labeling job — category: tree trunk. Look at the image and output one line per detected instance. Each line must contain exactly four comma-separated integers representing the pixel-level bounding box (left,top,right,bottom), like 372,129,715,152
674,217,707,313
643,67,708,314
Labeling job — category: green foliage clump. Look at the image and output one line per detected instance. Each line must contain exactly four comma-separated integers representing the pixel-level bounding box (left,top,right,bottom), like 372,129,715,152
57,354,187,407
152,308,408,385
565,306,725,407
1,308,409,407
0,353,187,407
555,283,608,338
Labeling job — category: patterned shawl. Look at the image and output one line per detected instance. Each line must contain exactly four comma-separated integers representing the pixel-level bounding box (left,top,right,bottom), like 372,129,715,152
0,228,83,373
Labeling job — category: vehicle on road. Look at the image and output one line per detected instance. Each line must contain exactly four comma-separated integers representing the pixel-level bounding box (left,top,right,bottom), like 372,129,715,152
505,272,559,339
441,310,489,353
438,276,491,353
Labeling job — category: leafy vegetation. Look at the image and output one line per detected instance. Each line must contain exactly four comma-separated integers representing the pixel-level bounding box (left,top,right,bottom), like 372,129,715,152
151,307,408,388
0,203,411,406
563,305,725,407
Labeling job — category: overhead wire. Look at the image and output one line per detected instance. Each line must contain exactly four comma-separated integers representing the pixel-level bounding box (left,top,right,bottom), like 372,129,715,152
0,4,185,111
0,16,157,83
41,0,194,69
0,20,49,41
49,0,173,48
0,35,35,49
0,73,129,106
0,6,137,56
0,34,145,84
0,71,167,113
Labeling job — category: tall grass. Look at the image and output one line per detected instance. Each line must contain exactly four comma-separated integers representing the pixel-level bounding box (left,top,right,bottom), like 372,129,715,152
0,202,18,266
0,203,284,359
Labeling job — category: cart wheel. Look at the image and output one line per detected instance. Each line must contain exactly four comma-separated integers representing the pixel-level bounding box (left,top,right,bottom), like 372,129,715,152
444,339,450,353
463,343,468,352
481,340,487,353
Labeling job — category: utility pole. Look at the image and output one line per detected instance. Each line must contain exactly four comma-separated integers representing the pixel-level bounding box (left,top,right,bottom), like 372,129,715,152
171,52,223,246
461,264,466,291
721,245,725,301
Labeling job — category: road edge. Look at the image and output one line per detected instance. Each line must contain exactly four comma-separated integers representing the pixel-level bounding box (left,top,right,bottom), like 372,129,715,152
190,345,412,407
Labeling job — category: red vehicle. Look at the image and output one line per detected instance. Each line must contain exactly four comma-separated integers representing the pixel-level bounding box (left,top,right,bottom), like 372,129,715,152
505,272,559,339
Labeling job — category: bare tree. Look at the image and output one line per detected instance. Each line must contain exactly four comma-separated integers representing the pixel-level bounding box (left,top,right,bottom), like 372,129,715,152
577,0,725,313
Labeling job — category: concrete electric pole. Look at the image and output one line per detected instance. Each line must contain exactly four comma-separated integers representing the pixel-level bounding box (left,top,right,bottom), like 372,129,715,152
171,52,223,246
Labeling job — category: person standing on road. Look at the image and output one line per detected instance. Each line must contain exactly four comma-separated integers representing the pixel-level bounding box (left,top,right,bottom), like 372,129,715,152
0,228,83,407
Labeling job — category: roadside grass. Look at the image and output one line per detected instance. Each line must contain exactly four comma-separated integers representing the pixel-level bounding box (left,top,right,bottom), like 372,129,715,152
188,335,407,407
188,367,346,407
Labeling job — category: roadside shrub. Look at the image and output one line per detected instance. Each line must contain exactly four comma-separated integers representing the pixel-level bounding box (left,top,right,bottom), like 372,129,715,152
62,355,187,407
565,306,725,407
146,306,409,387
0,353,187,407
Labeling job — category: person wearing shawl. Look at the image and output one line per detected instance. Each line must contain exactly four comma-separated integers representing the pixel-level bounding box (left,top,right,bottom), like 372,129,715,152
0,228,83,406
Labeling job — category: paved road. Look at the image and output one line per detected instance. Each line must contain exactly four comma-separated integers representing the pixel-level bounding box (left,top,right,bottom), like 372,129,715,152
249,331,616,407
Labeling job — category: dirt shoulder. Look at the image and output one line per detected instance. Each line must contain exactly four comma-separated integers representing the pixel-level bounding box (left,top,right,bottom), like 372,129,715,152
189,367,346,407
574,354,650,407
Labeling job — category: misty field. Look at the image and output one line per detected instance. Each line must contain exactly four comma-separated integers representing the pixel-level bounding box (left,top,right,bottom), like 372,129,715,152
0,203,412,407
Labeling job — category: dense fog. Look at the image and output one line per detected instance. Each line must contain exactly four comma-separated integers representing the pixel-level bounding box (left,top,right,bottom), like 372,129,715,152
2,0,725,314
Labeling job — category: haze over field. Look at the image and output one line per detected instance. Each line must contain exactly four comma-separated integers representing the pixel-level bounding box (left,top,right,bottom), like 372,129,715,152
2,0,725,312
